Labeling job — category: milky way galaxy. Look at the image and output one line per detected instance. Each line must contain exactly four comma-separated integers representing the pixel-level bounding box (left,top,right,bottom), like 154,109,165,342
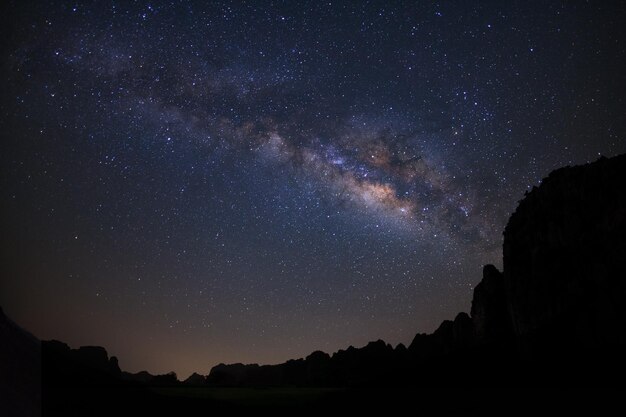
1,1,625,378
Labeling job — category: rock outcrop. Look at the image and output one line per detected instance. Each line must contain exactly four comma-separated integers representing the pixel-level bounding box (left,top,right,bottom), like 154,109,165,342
43,340,121,381
183,372,206,385
503,154,626,351
0,307,41,417
470,265,513,344
121,370,154,383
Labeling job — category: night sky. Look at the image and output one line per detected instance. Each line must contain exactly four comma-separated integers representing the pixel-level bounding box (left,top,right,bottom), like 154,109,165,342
1,1,625,378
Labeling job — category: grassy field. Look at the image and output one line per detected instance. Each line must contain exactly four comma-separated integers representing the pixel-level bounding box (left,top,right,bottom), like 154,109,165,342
150,386,345,407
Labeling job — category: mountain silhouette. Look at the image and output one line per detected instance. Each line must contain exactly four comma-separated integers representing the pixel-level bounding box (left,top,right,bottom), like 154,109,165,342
2,154,626,415
183,372,207,385
504,155,626,353
121,370,155,383
43,340,121,381
0,307,41,417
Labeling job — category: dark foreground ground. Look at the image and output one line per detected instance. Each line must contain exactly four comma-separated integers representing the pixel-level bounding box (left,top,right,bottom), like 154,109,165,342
42,354,625,417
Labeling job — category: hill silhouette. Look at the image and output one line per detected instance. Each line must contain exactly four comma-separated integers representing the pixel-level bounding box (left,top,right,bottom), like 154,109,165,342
0,307,41,417
2,154,626,415
504,155,626,353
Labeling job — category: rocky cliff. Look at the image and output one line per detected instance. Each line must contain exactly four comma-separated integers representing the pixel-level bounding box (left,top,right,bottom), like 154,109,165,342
43,340,122,380
504,154,626,352
0,307,41,417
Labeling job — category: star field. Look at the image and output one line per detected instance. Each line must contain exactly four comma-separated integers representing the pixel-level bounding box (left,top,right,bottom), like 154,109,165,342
1,1,625,378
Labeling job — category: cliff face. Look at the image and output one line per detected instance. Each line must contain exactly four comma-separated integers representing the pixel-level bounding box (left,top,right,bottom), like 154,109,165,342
43,340,122,380
503,155,626,350
0,308,41,417
470,265,513,344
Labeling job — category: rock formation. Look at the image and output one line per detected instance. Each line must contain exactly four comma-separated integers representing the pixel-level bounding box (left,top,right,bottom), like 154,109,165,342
0,307,41,417
470,265,513,344
43,340,121,381
504,154,626,352
183,372,206,385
